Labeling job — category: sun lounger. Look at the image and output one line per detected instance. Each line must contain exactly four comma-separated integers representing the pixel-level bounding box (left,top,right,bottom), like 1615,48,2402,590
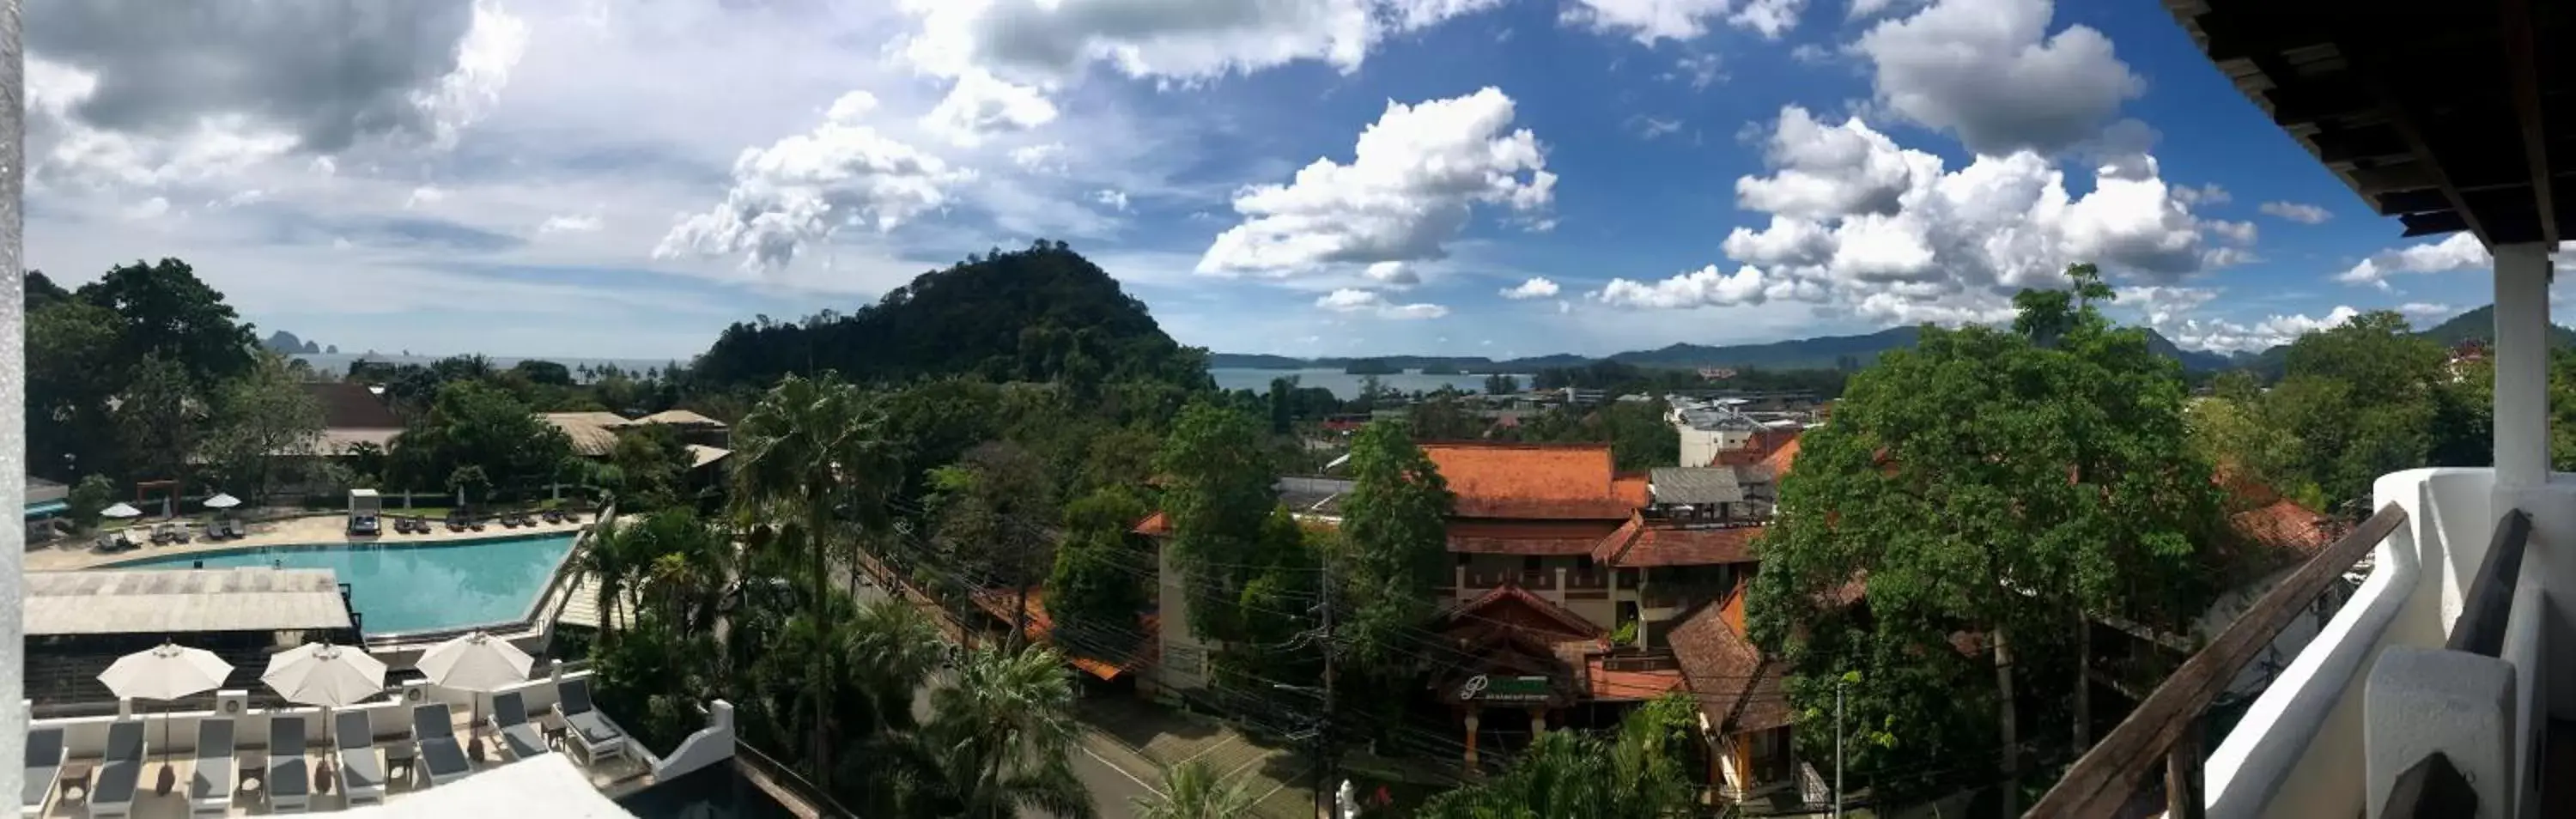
223,519,246,539
539,508,562,525
188,718,235,817
24,726,64,818
332,711,385,804
469,518,486,531
267,716,308,814
410,704,471,786
554,679,627,762
88,719,144,819
488,692,549,760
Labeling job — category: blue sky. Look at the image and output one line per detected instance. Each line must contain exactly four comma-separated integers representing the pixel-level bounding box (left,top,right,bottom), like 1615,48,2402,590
21,0,2552,361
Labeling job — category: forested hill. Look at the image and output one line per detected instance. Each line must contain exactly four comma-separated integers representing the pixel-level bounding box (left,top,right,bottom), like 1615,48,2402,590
2233,304,2576,378
691,241,1212,391
1217,325,2234,373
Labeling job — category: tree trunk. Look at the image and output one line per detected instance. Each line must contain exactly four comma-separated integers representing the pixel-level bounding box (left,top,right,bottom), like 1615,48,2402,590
809,503,832,793
1011,584,1030,653
2075,610,2093,749
1995,625,2020,817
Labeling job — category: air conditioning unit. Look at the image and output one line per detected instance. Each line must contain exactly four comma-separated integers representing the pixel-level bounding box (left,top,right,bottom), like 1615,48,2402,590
214,690,249,717
402,680,433,706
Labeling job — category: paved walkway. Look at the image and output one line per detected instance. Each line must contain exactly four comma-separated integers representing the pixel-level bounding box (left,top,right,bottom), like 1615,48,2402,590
27,512,591,571
1077,697,1318,819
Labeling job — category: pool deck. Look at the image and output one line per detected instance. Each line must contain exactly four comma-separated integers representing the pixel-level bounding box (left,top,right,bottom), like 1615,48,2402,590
27,513,592,572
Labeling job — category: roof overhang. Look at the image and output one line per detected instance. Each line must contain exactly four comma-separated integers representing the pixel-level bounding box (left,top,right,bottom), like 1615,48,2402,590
2166,0,2573,246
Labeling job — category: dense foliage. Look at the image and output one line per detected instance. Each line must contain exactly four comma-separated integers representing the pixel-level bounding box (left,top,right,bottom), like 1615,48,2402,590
693,241,1212,398
1748,266,2225,810
1415,694,1700,819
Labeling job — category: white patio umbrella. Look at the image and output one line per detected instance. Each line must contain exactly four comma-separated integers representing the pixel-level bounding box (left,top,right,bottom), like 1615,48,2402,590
98,641,235,774
417,632,535,758
99,501,143,519
262,642,388,708
202,493,242,510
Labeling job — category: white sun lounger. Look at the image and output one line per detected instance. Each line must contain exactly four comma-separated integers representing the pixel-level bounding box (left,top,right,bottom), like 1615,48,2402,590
410,704,471,786
86,719,144,819
267,716,309,814
332,711,385,804
23,726,64,818
188,718,235,817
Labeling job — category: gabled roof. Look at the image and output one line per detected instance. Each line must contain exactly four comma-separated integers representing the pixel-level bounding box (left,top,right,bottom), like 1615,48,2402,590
541,412,634,457
635,409,727,429
1668,584,1793,734
1592,515,1765,567
1422,442,1637,519
307,382,401,430
1436,583,1605,640
1649,467,1744,505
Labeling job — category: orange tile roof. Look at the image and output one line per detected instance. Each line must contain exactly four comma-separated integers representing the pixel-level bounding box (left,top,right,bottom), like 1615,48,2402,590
1423,443,1637,519
1133,511,1170,537
1759,435,1801,476
967,588,1158,681
1668,585,1792,734
1592,515,1765,567
1585,658,1686,701
1437,584,1606,640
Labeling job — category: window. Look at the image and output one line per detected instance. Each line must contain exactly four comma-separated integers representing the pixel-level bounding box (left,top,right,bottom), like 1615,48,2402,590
1455,553,1472,567
1522,555,1542,572
1576,555,1594,572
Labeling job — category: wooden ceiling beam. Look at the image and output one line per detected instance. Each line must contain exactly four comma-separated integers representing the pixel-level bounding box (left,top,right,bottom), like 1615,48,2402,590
2500,0,2557,245
2338,21,2494,246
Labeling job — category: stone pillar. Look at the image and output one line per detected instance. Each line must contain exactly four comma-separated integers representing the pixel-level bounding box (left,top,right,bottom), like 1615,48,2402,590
1463,707,1481,768
1455,564,1468,600
2493,243,2552,490
2364,646,2518,818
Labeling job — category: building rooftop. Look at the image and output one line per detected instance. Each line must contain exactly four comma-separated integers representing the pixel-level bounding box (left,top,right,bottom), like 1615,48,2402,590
542,413,635,458
1422,443,1637,519
308,383,403,430
1668,588,1792,734
1649,467,1747,505
1592,517,1764,567
631,410,726,429
26,568,354,637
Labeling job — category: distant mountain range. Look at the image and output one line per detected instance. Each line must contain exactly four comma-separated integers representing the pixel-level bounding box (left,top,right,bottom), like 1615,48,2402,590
1215,326,2233,373
261,331,337,356
1213,305,2552,376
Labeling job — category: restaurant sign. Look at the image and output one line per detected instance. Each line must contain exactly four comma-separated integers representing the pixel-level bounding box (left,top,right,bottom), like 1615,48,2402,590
1459,674,1552,703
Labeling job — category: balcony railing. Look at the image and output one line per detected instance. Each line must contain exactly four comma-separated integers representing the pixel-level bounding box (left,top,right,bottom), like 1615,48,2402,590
2030,502,2411,817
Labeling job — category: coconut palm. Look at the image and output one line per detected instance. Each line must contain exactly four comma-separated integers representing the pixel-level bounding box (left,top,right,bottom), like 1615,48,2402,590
877,645,1096,819
729,373,902,786
1133,758,1262,819
574,514,651,641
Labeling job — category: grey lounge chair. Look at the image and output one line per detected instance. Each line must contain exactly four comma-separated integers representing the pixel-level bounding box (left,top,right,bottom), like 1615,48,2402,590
410,704,471,786
87,719,143,819
553,679,626,762
188,718,234,817
24,726,64,818
331,711,385,805
267,716,308,814
487,692,548,760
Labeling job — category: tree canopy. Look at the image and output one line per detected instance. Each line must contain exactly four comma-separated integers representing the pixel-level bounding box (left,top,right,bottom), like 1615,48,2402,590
1747,264,2224,807
388,379,574,501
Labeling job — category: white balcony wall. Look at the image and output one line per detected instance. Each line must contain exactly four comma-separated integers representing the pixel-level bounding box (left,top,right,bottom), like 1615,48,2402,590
2202,468,2506,818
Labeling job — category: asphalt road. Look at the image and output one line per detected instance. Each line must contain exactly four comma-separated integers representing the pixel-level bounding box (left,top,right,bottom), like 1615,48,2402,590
850,574,1159,818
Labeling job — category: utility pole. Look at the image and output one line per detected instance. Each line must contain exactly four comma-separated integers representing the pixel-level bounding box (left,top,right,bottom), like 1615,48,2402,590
1833,676,1844,819
1316,561,1337,819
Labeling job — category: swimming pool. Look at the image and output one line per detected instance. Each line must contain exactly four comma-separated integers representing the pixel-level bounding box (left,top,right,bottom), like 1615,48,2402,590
108,533,579,635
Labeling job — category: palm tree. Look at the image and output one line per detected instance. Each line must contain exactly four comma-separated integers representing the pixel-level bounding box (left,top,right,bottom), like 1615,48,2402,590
729,373,902,786
1133,758,1261,819
879,645,1097,819
1414,695,1697,819
575,514,649,641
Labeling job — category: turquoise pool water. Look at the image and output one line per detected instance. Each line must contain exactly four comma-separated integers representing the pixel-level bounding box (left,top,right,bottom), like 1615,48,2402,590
109,534,578,635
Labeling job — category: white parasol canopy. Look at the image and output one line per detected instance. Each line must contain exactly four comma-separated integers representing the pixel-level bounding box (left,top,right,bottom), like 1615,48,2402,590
417,632,535,692
203,493,242,510
98,641,234,701
262,642,389,708
99,502,143,519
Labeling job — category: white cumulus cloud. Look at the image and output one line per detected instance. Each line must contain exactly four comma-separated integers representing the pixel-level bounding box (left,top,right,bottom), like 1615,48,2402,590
920,70,1059,147
2258,200,2331,224
1563,0,1806,44
898,0,1502,83
1196,87,1555,276
1594,105,2225,325
1315,288,1449,318
1853,0,2142,155
538,214,604,234
656,94,971,270
1500,276,1560,299
2334,233,2489,290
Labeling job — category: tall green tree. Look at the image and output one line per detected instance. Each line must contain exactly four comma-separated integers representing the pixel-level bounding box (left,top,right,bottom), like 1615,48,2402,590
606,423,692,510
200,351,327,502
28,299,130,479
78,258,258,388
1336,421,1454,670
388,380,573,500
2270,310,2449,511
1155,400,1285,640
729,373,902,788
116,354,206,485
1046,487,1151,661
1747,264,2223,811
879,645,1097,819
928,440,1061,649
